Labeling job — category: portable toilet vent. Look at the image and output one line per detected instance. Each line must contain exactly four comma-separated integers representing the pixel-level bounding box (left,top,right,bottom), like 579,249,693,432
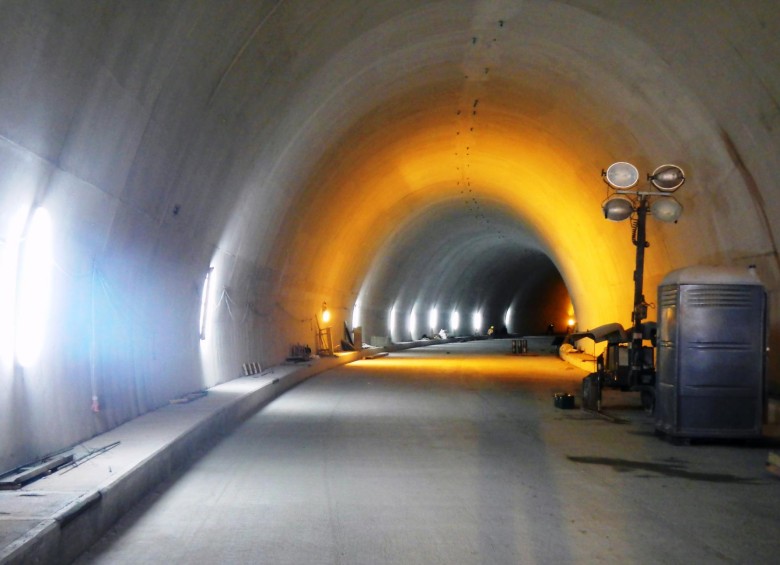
655,266,766,439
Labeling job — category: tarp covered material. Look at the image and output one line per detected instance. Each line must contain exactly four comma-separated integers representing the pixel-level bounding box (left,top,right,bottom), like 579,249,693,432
569,323,628,345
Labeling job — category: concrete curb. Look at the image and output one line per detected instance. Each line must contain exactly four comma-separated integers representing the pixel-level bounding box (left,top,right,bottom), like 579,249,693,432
0,352,360,565
1,338,556,564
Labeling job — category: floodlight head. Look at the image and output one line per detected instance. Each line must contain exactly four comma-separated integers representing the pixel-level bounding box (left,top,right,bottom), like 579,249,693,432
602,195,634,221
651,196,683,223
649,164,685,192
604,162,639,189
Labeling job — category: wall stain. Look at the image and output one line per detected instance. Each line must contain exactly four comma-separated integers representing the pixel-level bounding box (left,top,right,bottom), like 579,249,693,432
567,455,759,484
720,127,780,269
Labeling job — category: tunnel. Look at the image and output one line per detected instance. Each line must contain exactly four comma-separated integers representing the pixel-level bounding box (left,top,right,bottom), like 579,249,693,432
0,0,779,550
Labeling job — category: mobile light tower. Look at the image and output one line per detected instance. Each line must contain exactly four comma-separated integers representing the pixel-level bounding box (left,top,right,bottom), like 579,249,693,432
601,162,685,404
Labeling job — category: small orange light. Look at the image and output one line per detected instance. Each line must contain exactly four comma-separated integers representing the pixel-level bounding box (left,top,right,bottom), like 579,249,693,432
322,302,331,324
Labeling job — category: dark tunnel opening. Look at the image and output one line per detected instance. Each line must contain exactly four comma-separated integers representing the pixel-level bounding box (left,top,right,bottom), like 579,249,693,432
352,201,573,342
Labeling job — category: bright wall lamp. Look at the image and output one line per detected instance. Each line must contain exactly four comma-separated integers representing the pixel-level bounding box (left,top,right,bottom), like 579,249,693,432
16,207,53,367
199,267,213,340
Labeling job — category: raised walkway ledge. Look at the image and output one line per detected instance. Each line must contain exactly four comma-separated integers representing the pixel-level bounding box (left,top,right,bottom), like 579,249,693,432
0,350,371,565
0,336,489,565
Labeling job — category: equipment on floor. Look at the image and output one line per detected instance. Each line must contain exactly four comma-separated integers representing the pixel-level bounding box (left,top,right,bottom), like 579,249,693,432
654,266,766,440
573,322,657,414
576,266,768,441
553,393,575,409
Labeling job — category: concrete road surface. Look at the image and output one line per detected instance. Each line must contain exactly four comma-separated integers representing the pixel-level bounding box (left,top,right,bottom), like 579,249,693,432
76,340,780,564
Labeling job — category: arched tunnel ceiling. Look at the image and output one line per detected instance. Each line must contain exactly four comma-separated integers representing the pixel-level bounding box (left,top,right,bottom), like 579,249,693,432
251,1,777,336
0,0,776,342
357,199,542,300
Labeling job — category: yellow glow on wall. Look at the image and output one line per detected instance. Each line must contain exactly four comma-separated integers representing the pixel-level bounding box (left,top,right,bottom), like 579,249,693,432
269,94,671,347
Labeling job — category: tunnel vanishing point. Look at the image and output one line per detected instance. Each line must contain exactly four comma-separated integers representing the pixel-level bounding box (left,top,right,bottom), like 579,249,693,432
0,1,779,474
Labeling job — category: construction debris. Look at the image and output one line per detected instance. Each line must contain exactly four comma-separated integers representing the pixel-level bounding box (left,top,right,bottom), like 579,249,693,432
169,390,208,404
0,454,74,490
364,352,389,360
59,442,121,475
286,343,311,362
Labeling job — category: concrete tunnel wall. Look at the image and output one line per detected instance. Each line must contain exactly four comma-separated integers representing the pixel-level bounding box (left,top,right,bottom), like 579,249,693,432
0,0,778,473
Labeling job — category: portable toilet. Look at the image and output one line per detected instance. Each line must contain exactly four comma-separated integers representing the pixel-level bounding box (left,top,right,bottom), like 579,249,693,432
655,266,766,439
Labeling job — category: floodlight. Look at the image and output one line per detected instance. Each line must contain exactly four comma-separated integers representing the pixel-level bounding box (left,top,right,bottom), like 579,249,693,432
649,164,685,192
602,195,634,221
651,196,683,223
604,162,639,189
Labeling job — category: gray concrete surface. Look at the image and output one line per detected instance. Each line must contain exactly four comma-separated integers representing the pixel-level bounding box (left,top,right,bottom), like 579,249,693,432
73,341,779,564
0,351,362,565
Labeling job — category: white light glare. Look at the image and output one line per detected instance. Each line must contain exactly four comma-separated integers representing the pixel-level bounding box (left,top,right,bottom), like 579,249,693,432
450,310,460,332
428,307,438,332
352,301,361,329
199,267,213,340
388,305,396,336
504,307,511,330
408,305,417,340
472,311,483,333
16,208,53,367
0,211,27,366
